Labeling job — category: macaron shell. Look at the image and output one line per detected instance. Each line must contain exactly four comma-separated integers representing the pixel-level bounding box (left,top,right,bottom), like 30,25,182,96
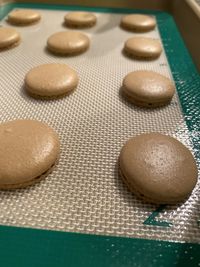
64,11,97,27
0,27,20,49
25,63,79,97
0,163,56,190
8,9,41,25
47,31,90,55
122,71,175,107
0,120,60,187
119,133,198,204
124,37,162,59
121,14,156,32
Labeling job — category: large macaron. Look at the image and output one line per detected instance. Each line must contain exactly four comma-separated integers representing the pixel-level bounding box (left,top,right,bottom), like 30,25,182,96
124,37,162,59
7,9,41,25
25,63,79,99
64,11,97,28
47,31,90,55
122,71,175,108
121,14,156,32
0,120,60,189
0,27,20,50
119,133,198,204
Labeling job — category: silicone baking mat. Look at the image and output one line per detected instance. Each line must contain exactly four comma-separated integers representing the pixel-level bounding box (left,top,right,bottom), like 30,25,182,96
0,3,200,267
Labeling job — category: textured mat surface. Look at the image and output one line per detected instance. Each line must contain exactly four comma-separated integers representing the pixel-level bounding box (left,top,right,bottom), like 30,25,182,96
0,8,199,243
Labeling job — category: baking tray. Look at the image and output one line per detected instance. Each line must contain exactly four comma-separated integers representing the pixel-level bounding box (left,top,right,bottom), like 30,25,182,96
0,2,200,267
5,0,200,72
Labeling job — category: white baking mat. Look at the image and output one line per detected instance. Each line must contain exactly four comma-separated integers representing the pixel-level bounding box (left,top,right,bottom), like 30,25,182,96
0,8,199,243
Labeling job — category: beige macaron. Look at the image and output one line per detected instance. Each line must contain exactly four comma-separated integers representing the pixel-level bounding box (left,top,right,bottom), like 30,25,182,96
124,37,162,59
64,11,97,28
0,27,20,50
122,71,175,108
7,9,41,25
119,133,198,204
47,31,90,55
121,14,156,32
0,119,60,189
25,63,79,99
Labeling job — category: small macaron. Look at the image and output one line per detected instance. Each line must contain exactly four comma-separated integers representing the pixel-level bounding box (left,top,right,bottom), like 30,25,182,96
7,9,41,25
121,14,156,32
0,119,60,189
47,31,90,55
124,37,162,59
0,27,20,50
64,11,97,28
25,63,79,99
122,71,175,108
119,133,198,204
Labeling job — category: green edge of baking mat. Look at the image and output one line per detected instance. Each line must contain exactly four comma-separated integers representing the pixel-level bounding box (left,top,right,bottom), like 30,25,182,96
0,2,200,267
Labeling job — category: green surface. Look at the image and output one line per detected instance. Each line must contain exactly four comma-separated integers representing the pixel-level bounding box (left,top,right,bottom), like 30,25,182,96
0,225,200,267
143,205,172,227
0,2,200,267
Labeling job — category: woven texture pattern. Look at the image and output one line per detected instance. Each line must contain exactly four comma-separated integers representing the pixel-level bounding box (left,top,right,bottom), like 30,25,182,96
0,9,199,243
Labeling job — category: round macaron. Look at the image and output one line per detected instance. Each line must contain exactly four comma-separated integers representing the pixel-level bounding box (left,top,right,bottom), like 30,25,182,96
122,71,175,108
0,119,60,189
119,133,198,204
124,37,162,59
64,11,97,28
47,31,90,55
0,27,20,50
25,63,79,99
7,9,41,25
121,14,156,32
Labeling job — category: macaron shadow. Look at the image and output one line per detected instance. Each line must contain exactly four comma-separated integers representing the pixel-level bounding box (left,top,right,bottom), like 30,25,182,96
43,46,88,58
61,21,96,30
0,157,58,192
20,84,73,102
122,48,160,61
119,23,155,33
118,86,167,112
5,17,40,27
0,43,19,52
